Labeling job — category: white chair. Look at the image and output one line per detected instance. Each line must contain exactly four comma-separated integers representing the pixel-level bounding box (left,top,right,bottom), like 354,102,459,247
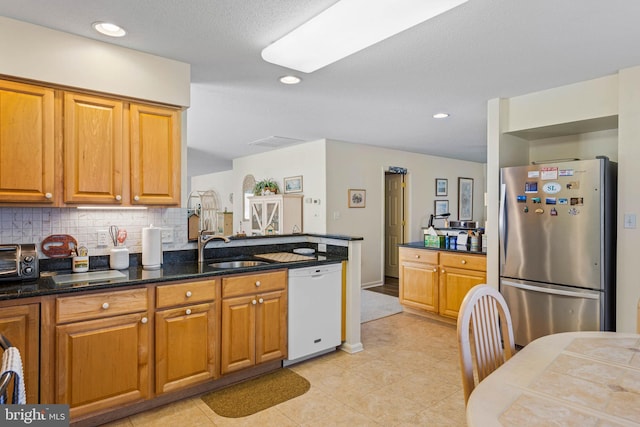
457,284,515,404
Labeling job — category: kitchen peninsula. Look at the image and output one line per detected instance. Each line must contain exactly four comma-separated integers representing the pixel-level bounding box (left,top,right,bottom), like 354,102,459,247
0,233,362,426
398,241,486,321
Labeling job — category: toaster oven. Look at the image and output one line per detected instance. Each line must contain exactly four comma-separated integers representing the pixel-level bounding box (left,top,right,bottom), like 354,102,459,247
0,244,39,282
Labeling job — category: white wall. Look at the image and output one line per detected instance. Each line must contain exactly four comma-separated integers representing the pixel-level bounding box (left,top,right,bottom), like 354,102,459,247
528,129,618,163
190,170,235,213
488,66,640,333
232,140,327,234
325,140,486,287
0,16,190,107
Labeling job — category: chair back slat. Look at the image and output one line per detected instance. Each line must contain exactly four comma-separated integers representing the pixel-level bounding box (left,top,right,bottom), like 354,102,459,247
457,284,515,404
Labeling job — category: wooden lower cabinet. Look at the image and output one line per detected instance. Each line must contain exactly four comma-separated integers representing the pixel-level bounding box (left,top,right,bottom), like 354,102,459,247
155,303,216,394
54,288,149,418
399,247,486,319
155,279,217,394
399,248,439,312
32,271,288,423
0,303,40,403
220,271,287,375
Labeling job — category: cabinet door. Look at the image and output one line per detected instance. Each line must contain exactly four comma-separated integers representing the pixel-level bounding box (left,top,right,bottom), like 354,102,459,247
0,304,39,403
264,200,281,233
56,312,149,418
250,200,264,234
130,103,180,205
255,290,287,364
0,80,55,203
399,260,439,312
439,267,486,319
220,295,255,375
155,302,216,394
63,93,124,204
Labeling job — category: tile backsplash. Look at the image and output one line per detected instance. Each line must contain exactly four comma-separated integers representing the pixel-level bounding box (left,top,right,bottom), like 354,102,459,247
1,207,194,258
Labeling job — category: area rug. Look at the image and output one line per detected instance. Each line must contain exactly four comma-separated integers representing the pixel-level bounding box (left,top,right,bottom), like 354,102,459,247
200,369,310,418
361,289,403,323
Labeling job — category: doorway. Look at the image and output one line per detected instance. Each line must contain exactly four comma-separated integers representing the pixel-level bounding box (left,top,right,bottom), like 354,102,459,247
384,170,406,283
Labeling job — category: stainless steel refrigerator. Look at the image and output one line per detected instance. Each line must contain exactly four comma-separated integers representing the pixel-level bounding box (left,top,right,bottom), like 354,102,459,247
499,157,617,347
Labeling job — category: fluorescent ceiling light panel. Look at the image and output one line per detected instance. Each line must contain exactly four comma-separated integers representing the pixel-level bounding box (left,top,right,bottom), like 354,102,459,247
262,0,468,73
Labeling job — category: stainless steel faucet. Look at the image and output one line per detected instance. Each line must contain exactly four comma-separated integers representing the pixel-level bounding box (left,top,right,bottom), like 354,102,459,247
198,231,230,263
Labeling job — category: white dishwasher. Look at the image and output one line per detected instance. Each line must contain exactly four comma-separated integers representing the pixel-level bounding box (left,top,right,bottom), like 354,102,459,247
284,263,342,366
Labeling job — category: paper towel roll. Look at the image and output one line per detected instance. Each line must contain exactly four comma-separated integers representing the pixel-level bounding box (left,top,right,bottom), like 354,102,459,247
142,225,162,270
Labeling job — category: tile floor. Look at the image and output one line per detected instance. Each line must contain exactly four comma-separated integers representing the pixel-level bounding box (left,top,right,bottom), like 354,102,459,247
104,312,466,426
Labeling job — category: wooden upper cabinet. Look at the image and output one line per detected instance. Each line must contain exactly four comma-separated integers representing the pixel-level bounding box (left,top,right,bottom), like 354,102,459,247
0,79,55,203
130,103,180,205
63,93,124,204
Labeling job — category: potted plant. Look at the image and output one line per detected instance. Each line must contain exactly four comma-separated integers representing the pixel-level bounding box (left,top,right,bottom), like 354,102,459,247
253,178,280,195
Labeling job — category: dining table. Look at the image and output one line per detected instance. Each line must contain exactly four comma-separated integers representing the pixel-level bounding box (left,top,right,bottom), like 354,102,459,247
466,331,640,426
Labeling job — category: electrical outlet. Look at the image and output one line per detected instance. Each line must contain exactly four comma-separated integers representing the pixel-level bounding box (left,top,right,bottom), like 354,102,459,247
161,228,173,243
97,230,109,247
318,243,327,253
624,213,637,229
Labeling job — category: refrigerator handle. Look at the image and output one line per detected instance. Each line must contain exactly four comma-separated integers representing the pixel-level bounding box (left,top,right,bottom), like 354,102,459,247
499,183,507,269
501,280,600,299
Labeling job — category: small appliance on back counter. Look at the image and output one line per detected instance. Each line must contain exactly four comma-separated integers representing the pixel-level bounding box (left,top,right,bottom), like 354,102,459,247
0,243,39,282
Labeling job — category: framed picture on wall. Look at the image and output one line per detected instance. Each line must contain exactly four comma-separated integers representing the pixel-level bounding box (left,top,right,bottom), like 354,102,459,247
348,189,366,208
458,177,474,220
284,175,303,193
434,200,449,216
435,178,448,196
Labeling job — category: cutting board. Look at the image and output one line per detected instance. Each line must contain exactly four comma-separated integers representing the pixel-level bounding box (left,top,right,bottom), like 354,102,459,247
41,234,77,258
255,252,314,262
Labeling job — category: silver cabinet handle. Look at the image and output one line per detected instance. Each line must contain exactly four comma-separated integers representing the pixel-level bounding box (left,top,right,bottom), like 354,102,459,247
141,317,148,324
255,281,261,287
185,291,192,298
433,268,437,272
134,195,140,201
252,299,257,305
115,195,122,201
461,259,467,264
185,309,192,315
45,192,53,199
441,269,445,274
259,298,264,304
102,302,109,310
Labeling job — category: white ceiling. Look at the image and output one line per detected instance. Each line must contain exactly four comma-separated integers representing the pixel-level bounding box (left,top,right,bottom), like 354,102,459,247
2,1,640,177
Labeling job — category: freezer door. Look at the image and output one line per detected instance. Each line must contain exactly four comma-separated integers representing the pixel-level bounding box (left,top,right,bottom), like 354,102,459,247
500,279,600,347
500,159,605,290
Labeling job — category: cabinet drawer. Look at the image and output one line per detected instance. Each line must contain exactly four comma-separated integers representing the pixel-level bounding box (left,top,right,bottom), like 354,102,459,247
222,270,286,298
399,248,438,265
440,252,486,271
56,288,148,323
156,279,216,308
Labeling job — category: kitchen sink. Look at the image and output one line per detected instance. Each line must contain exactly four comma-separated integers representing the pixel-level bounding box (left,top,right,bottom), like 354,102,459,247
208,260,271,269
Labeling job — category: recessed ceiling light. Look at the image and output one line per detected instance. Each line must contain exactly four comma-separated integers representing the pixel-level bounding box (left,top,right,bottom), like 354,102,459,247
433,113,450,119
279,75,302,85
92,21,126,37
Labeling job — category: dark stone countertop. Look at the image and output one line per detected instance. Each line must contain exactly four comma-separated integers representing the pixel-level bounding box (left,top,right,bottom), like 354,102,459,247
0,245,347,301
399,241,486,255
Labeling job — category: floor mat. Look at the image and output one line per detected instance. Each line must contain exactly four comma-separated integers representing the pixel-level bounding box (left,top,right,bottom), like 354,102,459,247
200,369,310,418
361,289,403,323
